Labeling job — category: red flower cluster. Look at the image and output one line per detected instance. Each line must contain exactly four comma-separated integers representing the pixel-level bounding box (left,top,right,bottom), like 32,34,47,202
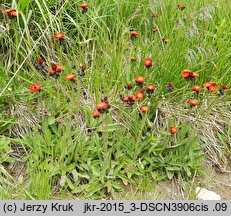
182,69,199,80
204,82,217,92
48,64,64,78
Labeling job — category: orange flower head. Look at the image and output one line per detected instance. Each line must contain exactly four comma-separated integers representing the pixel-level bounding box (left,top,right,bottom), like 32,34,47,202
48,68,56,75
181,69,198,80
169,126,177,135
135,76,145,84
4,9,20,17
192,85,202,92
30,83,41,93
128,95,136,101
135,91,144,100
204,82,217,91
189,99,199,107
182,70,191,79
152,27,158,32
80,4,89,14
54,32,64,40
122,96,129,102
146,84,155,93
56,65,64,72
96,102,108,112
140,106,150,113
151,13,158,18
4,9,14,14
182,69,192,73
192,72,199,78
125,95,136,105
65,74,76,81
162,38,169,43
92,111,101,118
204,82,211,89
177,4,186,10
49,64,63,75
80,4,89,9
130,31,139,40
130,31,139,36
209,85,218,93
144,58,152,68
131,56,137,61
204,82,217,89
9,10,19,17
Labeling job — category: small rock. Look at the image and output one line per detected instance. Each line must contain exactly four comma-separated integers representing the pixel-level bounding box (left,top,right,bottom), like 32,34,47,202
196,187,221,200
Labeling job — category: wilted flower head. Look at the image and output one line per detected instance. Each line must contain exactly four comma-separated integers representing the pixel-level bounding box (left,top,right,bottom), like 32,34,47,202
126,84,133,90
152,27,158,33
131,56,137,62
218,85,228,95
167,82,174,92
78,65,86,76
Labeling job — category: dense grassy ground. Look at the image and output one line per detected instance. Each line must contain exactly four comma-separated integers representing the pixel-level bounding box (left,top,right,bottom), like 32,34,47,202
0,0,230,199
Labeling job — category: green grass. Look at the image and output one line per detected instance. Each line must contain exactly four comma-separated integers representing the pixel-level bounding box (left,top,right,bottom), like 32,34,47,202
0,0,230,199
